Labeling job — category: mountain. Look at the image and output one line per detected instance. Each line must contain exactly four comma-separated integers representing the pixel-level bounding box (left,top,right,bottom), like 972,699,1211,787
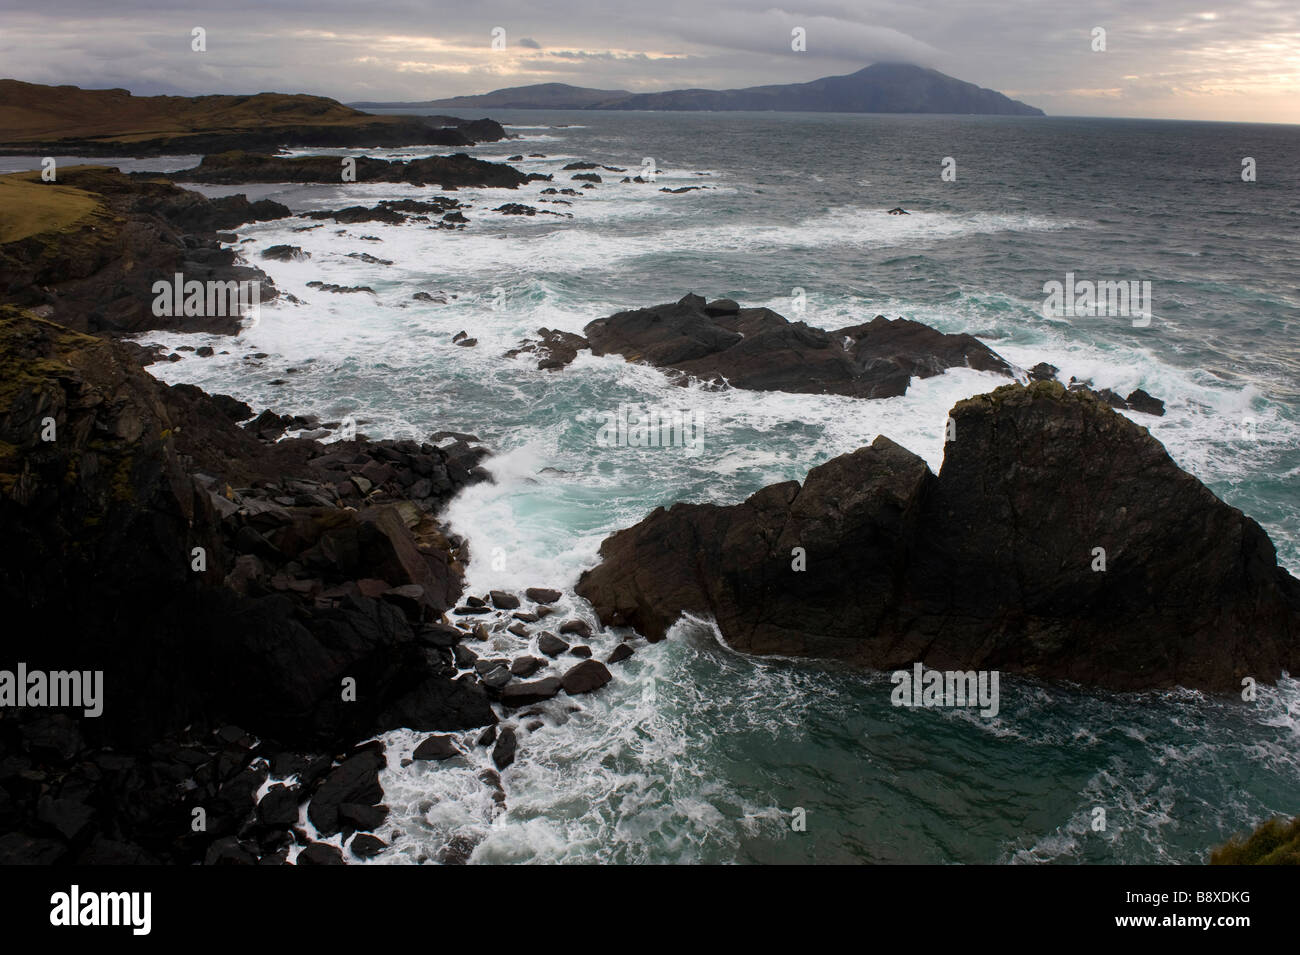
356,63,1044,116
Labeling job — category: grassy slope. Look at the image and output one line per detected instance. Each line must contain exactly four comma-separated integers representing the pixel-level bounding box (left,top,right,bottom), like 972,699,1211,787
0,80,404,144
1210,815,1300,864
0,167,104,242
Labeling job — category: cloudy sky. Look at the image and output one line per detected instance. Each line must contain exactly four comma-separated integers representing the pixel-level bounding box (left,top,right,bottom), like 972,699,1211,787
2,0,1297,123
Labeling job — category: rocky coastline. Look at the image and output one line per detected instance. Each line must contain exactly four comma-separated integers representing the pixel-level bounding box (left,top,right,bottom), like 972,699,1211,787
0,104,1292,864
576,380,1300,691
0,163,627,864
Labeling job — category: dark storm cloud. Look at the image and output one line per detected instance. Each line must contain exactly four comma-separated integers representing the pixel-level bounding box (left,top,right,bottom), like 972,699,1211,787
0,0,1296,121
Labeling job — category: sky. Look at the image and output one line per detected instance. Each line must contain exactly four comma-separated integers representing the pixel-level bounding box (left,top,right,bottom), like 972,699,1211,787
1,0,1297,123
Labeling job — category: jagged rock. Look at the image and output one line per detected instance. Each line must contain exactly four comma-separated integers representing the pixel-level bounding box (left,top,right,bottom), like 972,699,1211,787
262,244,308,261
257,784,303,828
583,294,1012,398
576,381,1300,691
1125,388,1166,416
505,328,589,371
606,644,634,664
492,727,518,769
1028,362,1058,382
307,748,385,836
174,151,531,189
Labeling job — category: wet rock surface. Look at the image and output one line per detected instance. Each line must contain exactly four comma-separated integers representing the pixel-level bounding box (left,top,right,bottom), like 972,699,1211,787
503,294,1015,397
171,151,543,190
577,381,1300,691
0,167,283,336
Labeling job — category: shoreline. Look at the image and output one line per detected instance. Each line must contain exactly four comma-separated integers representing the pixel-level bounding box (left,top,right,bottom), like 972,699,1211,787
1,102,1296,865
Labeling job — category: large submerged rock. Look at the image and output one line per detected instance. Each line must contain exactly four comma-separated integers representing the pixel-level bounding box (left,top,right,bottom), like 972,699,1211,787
576,381,1300,691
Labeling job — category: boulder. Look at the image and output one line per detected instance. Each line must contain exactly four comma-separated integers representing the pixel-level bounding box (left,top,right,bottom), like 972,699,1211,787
510,656,545,677
490,590,521,609
492,727,518,770
257,784,302,828
412,735,459,761
559,619,592,638
349,833,388,858
307,748,385,836
297,842,346,865
499,677,562,707
1125,388,1166,416
561,660,612,695
537,633,569,657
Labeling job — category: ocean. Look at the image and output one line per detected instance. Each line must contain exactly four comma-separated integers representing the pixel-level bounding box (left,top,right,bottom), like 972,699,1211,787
16,110,1297,863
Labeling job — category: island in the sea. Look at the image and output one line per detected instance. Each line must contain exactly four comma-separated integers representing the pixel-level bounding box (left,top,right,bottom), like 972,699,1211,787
351,62,1046,116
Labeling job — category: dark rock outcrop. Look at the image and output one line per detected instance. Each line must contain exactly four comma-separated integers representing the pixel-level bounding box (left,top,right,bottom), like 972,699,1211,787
0,167,280,336
505,328,590,371
581,294,1012,398
561,660,612,695
576,381,1300,691
412,735,459,761
0,308,502,863
492,727,518,770
172,151,538,190
307,748,385,835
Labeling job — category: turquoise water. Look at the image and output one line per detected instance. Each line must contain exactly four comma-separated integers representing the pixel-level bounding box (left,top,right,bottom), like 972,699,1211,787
87,111,1300,862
